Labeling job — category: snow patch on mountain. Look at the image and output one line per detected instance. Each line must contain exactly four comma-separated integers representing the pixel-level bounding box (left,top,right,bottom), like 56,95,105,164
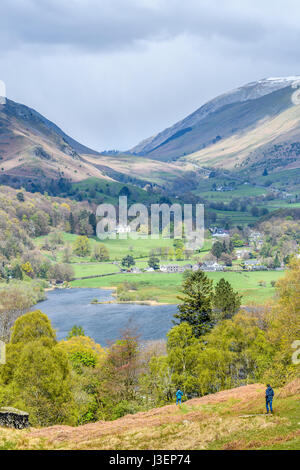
131,76,300,155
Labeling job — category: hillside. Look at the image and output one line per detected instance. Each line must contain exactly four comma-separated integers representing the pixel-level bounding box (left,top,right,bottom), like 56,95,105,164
0,99,112,188
1,380,299,450
3,78,300,194
0,99,186,191
130,77,300,174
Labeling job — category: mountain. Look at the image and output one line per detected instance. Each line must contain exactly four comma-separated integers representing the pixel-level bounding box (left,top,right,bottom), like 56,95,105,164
0,98,186,191
130,77,300,173
0,98,112,189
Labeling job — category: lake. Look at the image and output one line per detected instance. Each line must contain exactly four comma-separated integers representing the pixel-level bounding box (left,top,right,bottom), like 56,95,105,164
34,288,178,346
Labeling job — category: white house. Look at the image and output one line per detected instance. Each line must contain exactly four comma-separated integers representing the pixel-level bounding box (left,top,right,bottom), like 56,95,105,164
211,227,229,238
160,264,180,273
201,261,224,272
116,224,131,234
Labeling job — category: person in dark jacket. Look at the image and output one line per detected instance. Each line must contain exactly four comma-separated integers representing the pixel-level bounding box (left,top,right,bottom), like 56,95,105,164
176,389,183,405
265,384,274,414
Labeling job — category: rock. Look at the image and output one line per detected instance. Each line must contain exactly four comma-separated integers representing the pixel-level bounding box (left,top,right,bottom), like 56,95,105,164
0,407,29,429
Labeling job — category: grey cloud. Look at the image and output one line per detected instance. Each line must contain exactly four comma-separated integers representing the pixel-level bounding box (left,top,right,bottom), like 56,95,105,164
0,0,280,52
1,1,300,150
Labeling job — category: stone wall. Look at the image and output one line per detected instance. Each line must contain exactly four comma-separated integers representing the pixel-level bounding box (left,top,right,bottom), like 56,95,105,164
0,407,29,429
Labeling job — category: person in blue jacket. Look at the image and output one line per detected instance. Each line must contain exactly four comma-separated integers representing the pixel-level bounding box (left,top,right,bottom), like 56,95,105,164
176,389,183,405
265,384,274,414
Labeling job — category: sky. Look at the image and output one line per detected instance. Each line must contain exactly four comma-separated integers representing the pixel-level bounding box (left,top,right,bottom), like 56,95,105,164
1,0,300,151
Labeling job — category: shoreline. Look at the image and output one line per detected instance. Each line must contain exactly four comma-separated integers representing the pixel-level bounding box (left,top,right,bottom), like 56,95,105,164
45,285,172,306
44,285,263,308
91,299,171,306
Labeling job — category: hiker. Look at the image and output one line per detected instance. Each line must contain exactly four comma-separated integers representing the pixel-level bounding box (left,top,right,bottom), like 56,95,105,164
265,384,274,414
176,389,183,406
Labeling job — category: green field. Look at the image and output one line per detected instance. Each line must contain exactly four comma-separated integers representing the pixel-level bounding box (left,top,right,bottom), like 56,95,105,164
35,232,212,263
72,263,120,278
70,270,285,304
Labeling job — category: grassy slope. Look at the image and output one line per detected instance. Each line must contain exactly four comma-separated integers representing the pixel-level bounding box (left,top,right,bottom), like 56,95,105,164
70,270,285,304
1,380,299,450
35,232,212,263
183,103,300,169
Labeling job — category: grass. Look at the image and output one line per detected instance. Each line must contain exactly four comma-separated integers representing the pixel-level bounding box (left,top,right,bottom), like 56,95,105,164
70,270,285,304
35,232,212,263
72,263,120,278
1,380,298,450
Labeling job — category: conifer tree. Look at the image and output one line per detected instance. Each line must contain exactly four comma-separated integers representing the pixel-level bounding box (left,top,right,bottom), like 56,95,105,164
174,270,213,337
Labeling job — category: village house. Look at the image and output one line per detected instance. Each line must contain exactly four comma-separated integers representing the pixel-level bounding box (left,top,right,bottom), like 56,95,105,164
115,224,131,234
159,263,200,273
211,227,230,238
243,259,267,271
160,264,180,273
130,267,142,274
201,261,224,272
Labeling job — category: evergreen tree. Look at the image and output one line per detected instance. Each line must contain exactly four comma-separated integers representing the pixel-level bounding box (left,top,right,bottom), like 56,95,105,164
213,278,242,320
174,270,213,337
273,253,281,269
88,212,97,235
69,212,75,233
263,168,268,176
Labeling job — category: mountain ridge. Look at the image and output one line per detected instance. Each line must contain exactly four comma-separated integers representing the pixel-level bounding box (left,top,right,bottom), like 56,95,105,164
130,77,300,169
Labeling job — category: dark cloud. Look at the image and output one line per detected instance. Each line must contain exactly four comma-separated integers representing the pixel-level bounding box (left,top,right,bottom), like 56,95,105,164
0,0,269,51
1,1,300,149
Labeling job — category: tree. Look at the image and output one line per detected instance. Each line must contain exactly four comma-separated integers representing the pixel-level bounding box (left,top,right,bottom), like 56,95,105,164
88,212,97,235
262,168,268,176
251,206,260,217
139,355,173,405
265,259,300,385
220,253,232,266
198,312,274,393
93,243,110,261
0,311,74,426
166,323,200,395
62,244,72,263
97,325,141,418
16,192,25,202
175,248,184,261
67,325,85,339
73,236,91,257
273,253,281,269
213,278,242,320
148,256,160,270
174,270,213,337
48,263,74,283
0,288,45,342
119,186,131,198
211,241,224,261
11,310,56,345
168,247,174,261
121,255,135,269
69,212,75,233
59,335,106,372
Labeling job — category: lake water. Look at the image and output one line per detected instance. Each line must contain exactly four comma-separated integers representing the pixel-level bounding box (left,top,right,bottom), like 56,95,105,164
34,288,178,346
